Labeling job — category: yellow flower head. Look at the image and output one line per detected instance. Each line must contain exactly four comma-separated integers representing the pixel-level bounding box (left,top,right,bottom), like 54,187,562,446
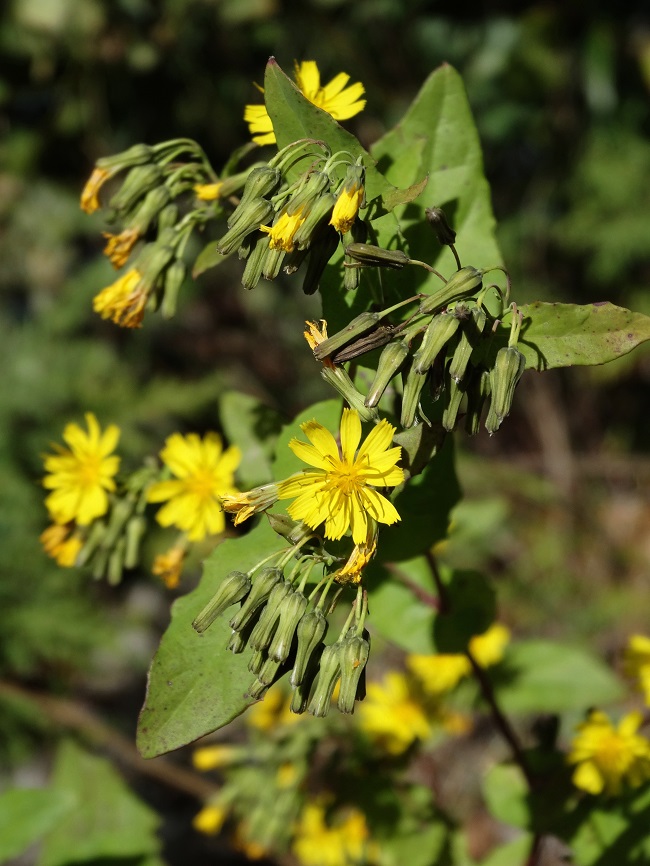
304,319,335,369
358,671,432,755
102,229,140,269
260,206,307,252
624,634,650,705
332,521,378,585
568,710,650,796
330,181,364,235
43,413,120,526
151,544,187,589
93,268,148,329
193,744,240,772
194,182,224,202
469,623,511,667
277,409,403,545
292,800,371,866
244,60,366,146
193,803,228,836
80,166,112,214
147,432,241,542
407,653,471,696
40,523,83,567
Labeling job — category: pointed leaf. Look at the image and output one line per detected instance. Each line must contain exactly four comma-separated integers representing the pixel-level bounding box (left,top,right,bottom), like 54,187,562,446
0,788,75,865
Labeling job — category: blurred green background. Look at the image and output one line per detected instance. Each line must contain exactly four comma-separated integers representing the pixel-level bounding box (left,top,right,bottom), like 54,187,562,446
1,0,649,862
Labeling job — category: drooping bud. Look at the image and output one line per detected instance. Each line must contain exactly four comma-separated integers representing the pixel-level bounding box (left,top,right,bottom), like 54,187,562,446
320,366,378,423
307,644,342,718
312,312,380,360
291,608,328,687
413,312,460,374
262,246,286,281
248,580,292,652
365,340,410,408
257,654,283,686
158,203,179,232
400,365,429,428
109,164,163,214
193,571,252,634
292,193,337,250
442,376,465,432
97,144,153,171
301,226,339,296
425,207,457,246
485,346,526,434
267,591,308,663
161,260,186,319
107,537,126,586
337,632,370,714
227,629,247,654
330,163,365,234
344,242,411,270
287,171,332,215
343,220,368,291
123,514,147,569
216,198,275,256
246,678,269,700
248,649,266,676
234,166,282,217
419,266,483,315
465,367,491,435
229,567,283,631
76,519,107,567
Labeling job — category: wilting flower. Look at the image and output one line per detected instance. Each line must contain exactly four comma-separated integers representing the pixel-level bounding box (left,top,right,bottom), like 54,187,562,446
245,60,365,146
93,268,148,328
40,523,83,567
304,319,334,368
331,521,378,584
292,800,373,866
147,432,241,541
221,483,279,526
568,710,650,796
260,207,307,252
277,409,403,544
358,671,432,755
80,167,112,214
624,634,650,705
102,229,140,269
330,167,365,234
43,413,120,526
151,544,187,589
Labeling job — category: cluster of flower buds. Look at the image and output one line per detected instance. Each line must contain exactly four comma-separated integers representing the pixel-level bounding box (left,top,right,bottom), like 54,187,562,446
214,142,367,295
193,518,371,717
308,226,527,435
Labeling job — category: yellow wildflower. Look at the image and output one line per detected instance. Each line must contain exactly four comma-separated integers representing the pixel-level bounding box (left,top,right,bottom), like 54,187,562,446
193,803,228,836
358,671,432,755
624,634,650,705
43,413,120,526
245,60,366,146
221,483,279,526
80,166,112,214
330,181,364,234
151,544,187,589
568,710,650,796
292,800,372,866
470,623,511,667
277,408,403,545
193,744,240,771
147,432,241,542
40,523,83,567
194,182,224,201
260,206,307,252
93,268,148,329
102,228,140,269
246,683,300,731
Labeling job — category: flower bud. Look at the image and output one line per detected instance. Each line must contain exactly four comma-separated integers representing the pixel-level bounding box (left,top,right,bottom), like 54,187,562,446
419,266,483,315
486,346,526,434
301,227,339,296
425,207,457,245
217,198,275,256
107,537,126,586
227,629,247,654
268,591,309,662
343,220,368,291
102,498,134,549
161,260,186,319
321,366,378,423
293,193,336,250
193,571,252,634
365,340,410,408
157,203,179,232
400,365,428,428
241,235,270,290
307,644,342,718
257,654,283,686
291,608,328,687
442,376,465,432
76,519,107,567
344,242,411,270
246,678,269,700
287,171,332,215
109,164,163,213
248,580,292,652
229,567,283,631
413,312,460,374
337,633,370,714
262,246,286,281
236,166,282,213
248,649,266,676
97,144,153,171
312,311,380,360
123,514,146,569
465,368,491,435
448,306,487,383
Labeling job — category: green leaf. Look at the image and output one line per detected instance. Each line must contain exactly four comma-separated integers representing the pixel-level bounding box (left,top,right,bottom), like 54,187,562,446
378,820,450,866
137,520,282,758
192,240,229,277
482,764,531,830
478,836,533,866
271,398,342,482
568,784,650,865
497,302,650,371
38,739,160,866
0,788,75,864
433,569,496,652
494,640,625,715
219,390,282,488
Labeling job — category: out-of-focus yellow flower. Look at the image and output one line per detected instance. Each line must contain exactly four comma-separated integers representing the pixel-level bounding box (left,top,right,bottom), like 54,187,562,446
568,710,650,796
470,623,511,667
80,166,111,213
147,432,241,542
40,523,83,567
93,268,148,329
151,544,187,589
292,800,373,866
102,228,140,269
194,182,224,201
624,634,650,705
246,684,300,731
43,413,120,526
233,825,270,861
193,803,228,836
193,744,240,771
358,671,432,755
276,762,299,789
244,60,365,146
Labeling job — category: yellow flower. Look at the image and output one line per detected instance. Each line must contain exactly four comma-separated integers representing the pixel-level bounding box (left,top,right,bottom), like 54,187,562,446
93,268,148,329
624,634,650,705
40,523,83,567
221,483,279,526
102,229,140,269
195,182,224,201
193,803,228,836
151,544,187,589
358,671,432,755
304,319,334,369
277,409,403,545
147,432,241,542
568,710,650,796
331,521,378,585
470,623,511,667
43,413,120,526
330,181,364,235
244,60,366,146
80,166,112,214
193,744,240,771
292,800,372,866
246,683,301,731
260,206,307,252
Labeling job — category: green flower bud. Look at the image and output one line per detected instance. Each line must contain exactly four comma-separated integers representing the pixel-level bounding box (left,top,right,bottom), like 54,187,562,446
161,260,185,319
76,519,107,567
400,365,428,428
97,143,153,171
262,246,286,281
107,537,126,586
246,678,269,700
193,571,252,634
248,649,266,676
337,633,370,714
157,203,179,232
344,242,411,269
413,312,460,374
442,376,465,432
286,171,332,215
291,608,328,687
217,198,275,256
425,207,456,246
257,654,283,686
343,220,369,291
290,657,320,714
227,629,247,654
321,366,378,423
123,514,146,569
241,234,271,290
109,164,163,213
102,497,134,549
313,312,380,360
448,306,487,383
465,367,491,436
268,591,308,662
229,567,283,631
301,227,339,296
307,644,342,718
486,346,526,434
237,166,282,212
419,266,483,315
293,193,336,250
365,340,410,408
248,581,292,652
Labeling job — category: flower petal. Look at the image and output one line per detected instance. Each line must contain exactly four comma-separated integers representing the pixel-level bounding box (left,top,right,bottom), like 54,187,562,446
340,408,362,464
